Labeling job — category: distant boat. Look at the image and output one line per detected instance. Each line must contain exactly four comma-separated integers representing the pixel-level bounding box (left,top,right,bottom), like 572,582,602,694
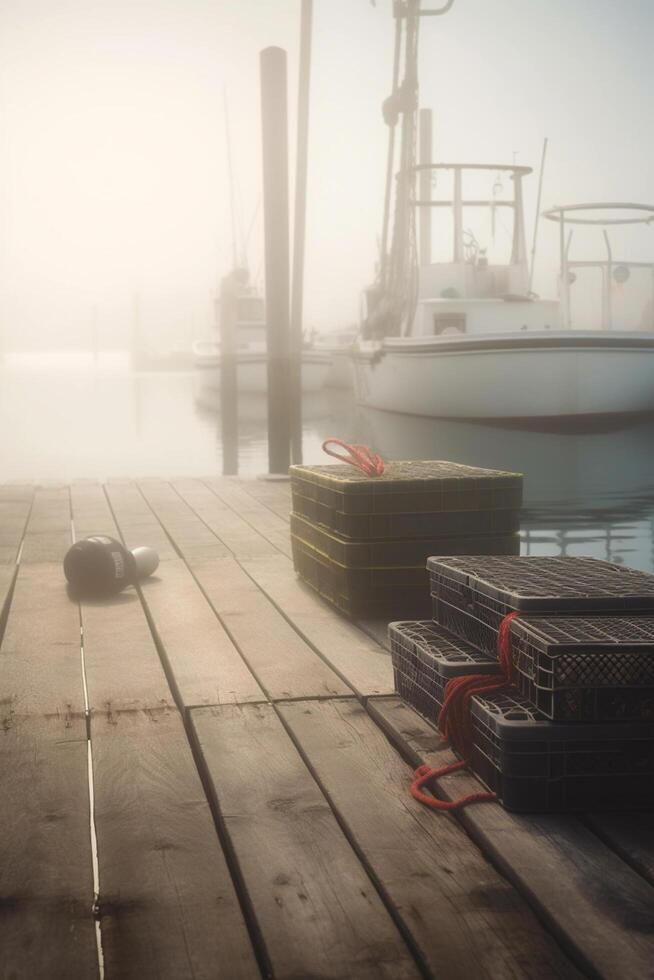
352,2,654,422
193,273,330,396
313,326,357,388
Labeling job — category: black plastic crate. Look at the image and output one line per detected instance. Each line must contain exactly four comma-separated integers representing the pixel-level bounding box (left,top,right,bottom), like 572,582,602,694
389,620,501,725
290,459,522,516
291,537,431,619
290,511,519,568
510,616,654,722
293,492,520,541
470,688,654,812
430,556,654,655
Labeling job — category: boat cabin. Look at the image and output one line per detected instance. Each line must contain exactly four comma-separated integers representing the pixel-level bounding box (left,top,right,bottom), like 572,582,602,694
410,162,560,337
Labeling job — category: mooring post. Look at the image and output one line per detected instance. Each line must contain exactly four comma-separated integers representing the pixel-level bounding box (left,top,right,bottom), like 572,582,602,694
220,272,238,475
290,0,313,464
260,46,291,476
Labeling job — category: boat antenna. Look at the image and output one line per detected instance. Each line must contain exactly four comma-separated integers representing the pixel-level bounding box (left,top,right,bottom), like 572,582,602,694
223,86,239,271
528,136,548,295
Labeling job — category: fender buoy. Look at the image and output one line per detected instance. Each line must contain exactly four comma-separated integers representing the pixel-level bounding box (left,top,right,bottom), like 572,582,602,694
63,535,159,597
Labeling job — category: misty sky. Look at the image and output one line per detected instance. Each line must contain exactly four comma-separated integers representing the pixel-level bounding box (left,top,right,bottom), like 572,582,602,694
0,0,653,351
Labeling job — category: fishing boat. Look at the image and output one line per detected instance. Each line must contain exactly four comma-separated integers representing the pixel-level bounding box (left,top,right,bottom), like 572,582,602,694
312,326,357,388
352,0,654,422
193,271,331,396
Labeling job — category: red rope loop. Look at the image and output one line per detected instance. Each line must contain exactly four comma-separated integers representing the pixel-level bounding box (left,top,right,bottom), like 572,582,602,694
411,611,521,813
322,438,385,477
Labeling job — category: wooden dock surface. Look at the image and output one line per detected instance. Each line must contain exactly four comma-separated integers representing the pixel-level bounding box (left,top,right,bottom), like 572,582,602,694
1,478,652,980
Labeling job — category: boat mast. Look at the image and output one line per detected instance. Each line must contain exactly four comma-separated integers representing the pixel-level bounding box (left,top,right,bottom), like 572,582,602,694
367,0,455,339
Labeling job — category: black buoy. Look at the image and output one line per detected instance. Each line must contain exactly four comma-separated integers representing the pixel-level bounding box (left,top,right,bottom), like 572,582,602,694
63,535,159,597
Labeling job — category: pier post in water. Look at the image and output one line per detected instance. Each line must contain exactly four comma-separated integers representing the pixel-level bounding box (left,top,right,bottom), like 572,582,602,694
290,0,313,464
260,46,291,475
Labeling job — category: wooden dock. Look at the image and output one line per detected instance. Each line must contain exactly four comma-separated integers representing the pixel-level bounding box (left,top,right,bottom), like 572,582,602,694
1,478,653,980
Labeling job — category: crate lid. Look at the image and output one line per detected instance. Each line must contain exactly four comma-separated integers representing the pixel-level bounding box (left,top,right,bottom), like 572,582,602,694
389,620,502,677
470,688,654,739
290,460,522,494
427,555,654,611
512,615,654,654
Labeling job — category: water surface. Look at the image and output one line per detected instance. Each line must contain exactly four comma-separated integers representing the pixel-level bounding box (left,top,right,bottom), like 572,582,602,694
2,352,653,572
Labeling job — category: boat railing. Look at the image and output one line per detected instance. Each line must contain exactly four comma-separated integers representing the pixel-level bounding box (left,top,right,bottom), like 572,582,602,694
543,203,654,330
412,162,532,270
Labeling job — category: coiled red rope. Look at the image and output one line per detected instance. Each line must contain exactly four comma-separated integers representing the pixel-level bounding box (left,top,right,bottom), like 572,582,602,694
322,438,385,477
410,611,520,812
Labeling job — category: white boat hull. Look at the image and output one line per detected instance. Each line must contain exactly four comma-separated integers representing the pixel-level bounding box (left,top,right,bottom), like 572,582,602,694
194,345,331,395
352,332,654,419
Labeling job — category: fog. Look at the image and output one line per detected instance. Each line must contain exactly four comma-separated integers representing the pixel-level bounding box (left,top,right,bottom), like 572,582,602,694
0,0,653,353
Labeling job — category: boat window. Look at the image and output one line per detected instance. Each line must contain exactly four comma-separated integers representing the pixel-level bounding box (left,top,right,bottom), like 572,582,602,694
433,312,466,335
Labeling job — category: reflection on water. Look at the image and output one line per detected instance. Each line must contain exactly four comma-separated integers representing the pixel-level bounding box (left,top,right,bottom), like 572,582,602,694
2,353,653,572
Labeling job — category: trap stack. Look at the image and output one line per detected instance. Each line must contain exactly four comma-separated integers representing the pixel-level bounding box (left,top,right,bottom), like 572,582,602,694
289,460,522,619
390,555,654,812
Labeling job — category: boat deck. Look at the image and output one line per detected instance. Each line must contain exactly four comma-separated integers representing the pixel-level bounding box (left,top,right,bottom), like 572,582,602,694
1,477,653,980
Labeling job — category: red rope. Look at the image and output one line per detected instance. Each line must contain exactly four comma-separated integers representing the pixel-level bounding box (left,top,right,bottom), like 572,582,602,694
410,611,520,812
322,438,385,477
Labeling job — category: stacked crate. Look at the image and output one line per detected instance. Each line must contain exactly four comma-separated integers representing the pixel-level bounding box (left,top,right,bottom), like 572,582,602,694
390,555,654,811
289,460,522,619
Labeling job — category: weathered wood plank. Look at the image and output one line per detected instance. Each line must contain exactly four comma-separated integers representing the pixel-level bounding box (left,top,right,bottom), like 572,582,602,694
368,697,654,980
172,478,280,559
190,702,421,979
586,813,654,886
0,715,97,980
104,481,178,560
0,484,32,564
70,480,120,541
138,479,230,560
0,488,97,978
203,478,292,557
280,698,580,980
92,707,260,980
190,556,351,700
134,557,266,710
70,484,259,976
236,477,291,523
82,590,174,713
242,554,395,698
20,486,71,562
75,482,265,710
1,564,83,718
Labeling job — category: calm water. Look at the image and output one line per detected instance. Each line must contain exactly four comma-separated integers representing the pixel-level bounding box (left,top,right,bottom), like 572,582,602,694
2,351,654,573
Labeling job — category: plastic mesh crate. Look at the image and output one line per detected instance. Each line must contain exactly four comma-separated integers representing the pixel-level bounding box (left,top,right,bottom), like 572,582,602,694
291,536,431,619
290,460,522,515
292,493,520,541
389,620,501,725
509,616,654,722
470,688,654,812
430,556,654,655
290,512,519,568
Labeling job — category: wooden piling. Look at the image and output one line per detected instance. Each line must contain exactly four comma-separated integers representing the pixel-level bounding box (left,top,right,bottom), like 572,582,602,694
260,46,291,476
290,0,313,465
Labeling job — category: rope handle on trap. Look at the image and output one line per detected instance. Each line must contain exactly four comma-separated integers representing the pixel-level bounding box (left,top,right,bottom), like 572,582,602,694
410,612,520,812
322,438,385,477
